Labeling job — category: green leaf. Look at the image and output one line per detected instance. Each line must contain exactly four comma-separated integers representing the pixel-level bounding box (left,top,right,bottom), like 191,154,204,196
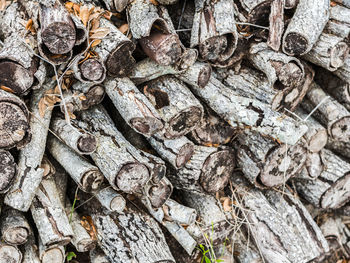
66,251,77,262
216,260,224,262
204,256,211,263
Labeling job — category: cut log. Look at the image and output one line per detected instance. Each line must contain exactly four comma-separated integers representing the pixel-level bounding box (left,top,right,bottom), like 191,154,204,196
302,33,349,71
326,4,350,39
282,0,329,56
267,0,284,51
302,81,350,144
188,106,236,147
168,145,235,193
144,176,173,208
105,77,163,137
0,241,22,263
164,199,197,225
92,206,175,263
235,129,306,187
190,0,238,67
38,237,65,263
40,155,56,178
31,176,74,247
293,148,350,209
326,138,350,160
50,116,97,154
147,134,194,169
4,81,54,212
189,76,308,145
0,150,16,194
0,89,31,149
231,175,329,263
77,105,153,193
47,135,103,193
0,208,30,245
305,152,324,179
72,55,106,84
94,186,126,213
236,0,272,25
128,0,182,65
22,235,40,263
143,76,203,139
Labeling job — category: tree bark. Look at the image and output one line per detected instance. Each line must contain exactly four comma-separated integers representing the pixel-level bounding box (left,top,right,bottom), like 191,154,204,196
189,76,308,145
0,150,16,193
0,208,30,245
190,0,238,67
31,176,74,247
94,186,126,213
293,148,350,209
4,81,54,212
143,76,203,139
0,241,22,263
128,0,182,65
235,129,306,187
105,77,164,137
38,237,65,263
267,0,284,51
282,0,329,56
22,235,40,263
326,4,350,39
164,199,197,225
47,135,104,192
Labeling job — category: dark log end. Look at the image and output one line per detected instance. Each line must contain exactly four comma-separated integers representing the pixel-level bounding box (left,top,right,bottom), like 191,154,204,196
321,172,350,209
0,101,30,149
199,36,228,61
283,33,309,56
40,43,72,64
0,61,34,94
330,42,349,69
77,133,97,154
248,0,272,25
79,59,105,81
273,61,303,88
3,227,29,245
151,163,167,184
330,116,350,143
41,246,64,263
41,22,76,54
116,163,150,193
176,143,194,169
0,150,16,192
284,0,298,9
198,64,212,88
143,86,170,109
81,85,105,110
148,182,172,208
140,33,182,66
166,106,203,138
106,41,136,77
261,144,306,187
130,116,164,136
82,170,104,192
78,239,96,252
200,149,235,193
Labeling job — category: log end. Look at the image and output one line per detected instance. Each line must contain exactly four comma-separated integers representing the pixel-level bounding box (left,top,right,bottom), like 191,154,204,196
176,143,195,169
41,22,76,54
3,227,29,245
200,149,235,193
106,41,136,77
79,59,105,82
330,42,349,70
283,32,309,56
81,169,104,192
77,133,97,154
308,129,328,153
81,85,106,110
0,61,34,94
0,243,22,263
110,195,126,213
197,63,212,88
77,239,96,252
330,116,350,143
41,246,65,263
130,116,164,136
116,163,150,193
148,182,173,208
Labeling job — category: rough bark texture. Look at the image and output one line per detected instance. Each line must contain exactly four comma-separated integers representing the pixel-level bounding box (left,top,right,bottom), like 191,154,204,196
164,199,197,225
105,77,164,137
0,208,30,245
22,235,40,263
190,76,308,145
47,135,104,192
294,148,350,209
334,56,350,83
282,0,329,56
326,4,350,40
190,0,238,67
143,76,203,139
236,0,272,24
94,186,126,213
267,0,284,51
0,150,16,193
31,176,74,247
4,81,54,212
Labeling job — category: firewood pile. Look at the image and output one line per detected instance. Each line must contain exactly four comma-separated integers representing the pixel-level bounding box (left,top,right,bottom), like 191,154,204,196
1,0,350,262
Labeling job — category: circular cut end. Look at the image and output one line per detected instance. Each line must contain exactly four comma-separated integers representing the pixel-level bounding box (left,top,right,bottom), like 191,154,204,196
199,36,228,61
176,143,194,168
3,227,28,245
278,62,303,88
283,33,309,56
106,41,135,77
306,152,323,179
330,42,349,70
130,117,163,136
261,144,306,187
81,170,104,192
0,102,29,148
77,133,97,154
198,64,212,88
330,116,350,143
321,172,350,209
116,163,150,193
0,244,22,263
79,59,105,81
41,22,76,54
0,61,34,94
308,129,328,153
110,196,126,213
167,106,202,138
82,85,105,110
149,183,172,208
41,247,64,263
200,150,235,193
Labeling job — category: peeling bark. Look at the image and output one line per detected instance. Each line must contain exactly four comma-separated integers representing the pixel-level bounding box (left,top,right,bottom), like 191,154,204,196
267,0,284,51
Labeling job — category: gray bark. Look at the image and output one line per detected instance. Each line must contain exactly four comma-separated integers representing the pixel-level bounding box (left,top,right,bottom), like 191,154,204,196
237,0,272,24
327,4,350,39
4,81,54,212
105,77,163,137
143,76,203,139
94,186,126,213
22,235,40,263
0,208,30,245
282,0,330,56
0,150,16,193
190,76,308,145
267,0,284,51
47,135,104,192
0,241,22,263
164,199,197,225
